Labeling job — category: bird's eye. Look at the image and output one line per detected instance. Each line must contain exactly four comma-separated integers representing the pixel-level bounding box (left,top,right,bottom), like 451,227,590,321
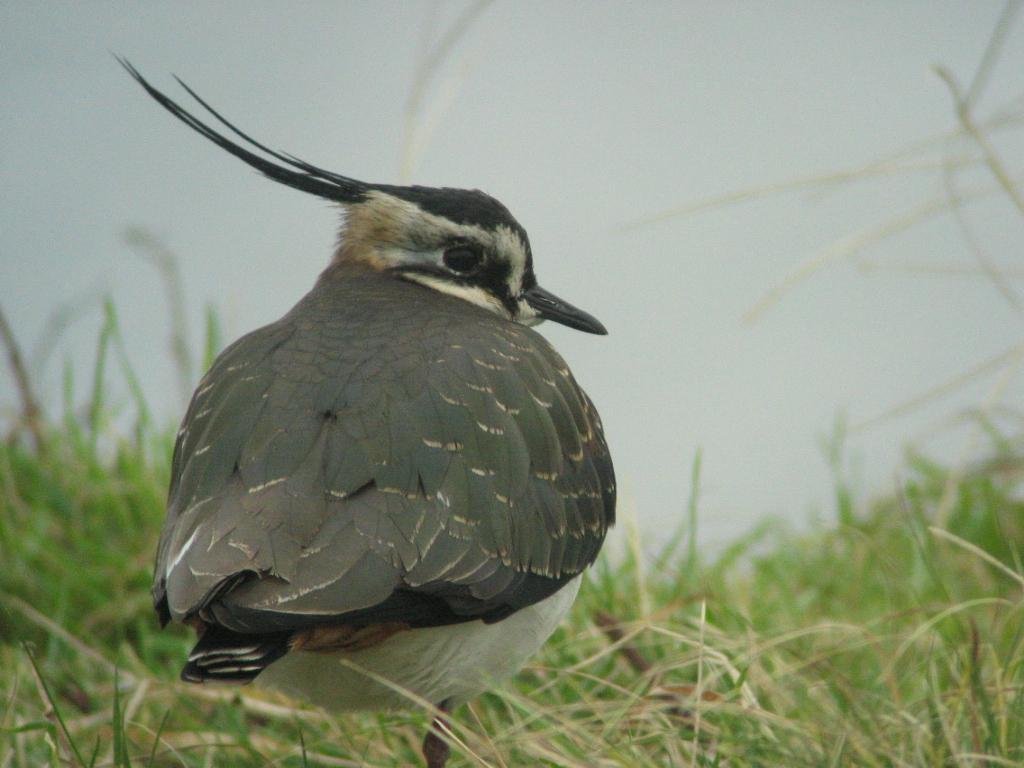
443,246,483,274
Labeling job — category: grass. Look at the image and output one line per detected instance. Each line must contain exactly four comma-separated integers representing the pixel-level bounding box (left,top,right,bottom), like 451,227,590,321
1,356,1022,767
4,7,1022,763
5,24,1024,750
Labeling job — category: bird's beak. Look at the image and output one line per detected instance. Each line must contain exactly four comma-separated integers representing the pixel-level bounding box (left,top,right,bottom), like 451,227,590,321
523,285,608,335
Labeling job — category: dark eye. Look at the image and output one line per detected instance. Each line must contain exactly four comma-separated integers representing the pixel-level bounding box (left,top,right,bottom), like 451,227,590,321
443,246,483,274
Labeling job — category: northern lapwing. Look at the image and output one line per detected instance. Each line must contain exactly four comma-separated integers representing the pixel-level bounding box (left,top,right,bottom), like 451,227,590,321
122,60,616,768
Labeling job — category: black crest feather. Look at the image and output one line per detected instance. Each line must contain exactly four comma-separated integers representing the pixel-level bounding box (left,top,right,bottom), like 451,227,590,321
118,58,531,244
117,56,371,204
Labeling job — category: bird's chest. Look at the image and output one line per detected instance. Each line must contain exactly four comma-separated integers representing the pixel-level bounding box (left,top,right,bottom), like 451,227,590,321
257,576,581,710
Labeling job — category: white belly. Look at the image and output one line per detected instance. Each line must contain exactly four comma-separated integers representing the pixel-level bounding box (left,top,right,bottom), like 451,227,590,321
257,575,581,710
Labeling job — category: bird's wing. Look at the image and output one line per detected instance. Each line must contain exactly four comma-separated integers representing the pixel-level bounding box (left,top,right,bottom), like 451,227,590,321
154,289,614,641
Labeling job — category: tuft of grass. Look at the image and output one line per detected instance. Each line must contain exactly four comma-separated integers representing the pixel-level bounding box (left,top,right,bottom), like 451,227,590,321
1,391,1022,765
1,264,1022,765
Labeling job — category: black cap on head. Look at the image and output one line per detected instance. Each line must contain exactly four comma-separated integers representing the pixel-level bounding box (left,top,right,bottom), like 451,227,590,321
383,186,522,233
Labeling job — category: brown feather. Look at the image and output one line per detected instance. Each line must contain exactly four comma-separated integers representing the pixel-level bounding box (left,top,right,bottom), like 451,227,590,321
291,622,411,653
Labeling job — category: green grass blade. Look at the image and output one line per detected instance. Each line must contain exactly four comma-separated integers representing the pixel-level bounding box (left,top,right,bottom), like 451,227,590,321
22,642,89,768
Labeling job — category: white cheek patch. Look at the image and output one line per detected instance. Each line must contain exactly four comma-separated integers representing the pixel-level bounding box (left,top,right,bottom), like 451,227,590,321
491,225,528,296
404,273,512,319
516,298,543,326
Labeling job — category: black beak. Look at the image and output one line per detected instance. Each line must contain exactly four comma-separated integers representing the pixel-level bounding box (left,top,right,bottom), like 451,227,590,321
524,285,607,335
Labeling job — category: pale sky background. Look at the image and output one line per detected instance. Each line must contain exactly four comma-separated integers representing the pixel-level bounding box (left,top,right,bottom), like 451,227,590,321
3,2,1023,547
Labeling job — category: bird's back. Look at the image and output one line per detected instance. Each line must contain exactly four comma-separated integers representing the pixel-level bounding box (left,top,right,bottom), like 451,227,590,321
154,263,614,653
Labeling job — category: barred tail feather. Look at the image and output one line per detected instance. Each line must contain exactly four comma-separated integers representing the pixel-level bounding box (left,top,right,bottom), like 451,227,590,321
181,625,291,684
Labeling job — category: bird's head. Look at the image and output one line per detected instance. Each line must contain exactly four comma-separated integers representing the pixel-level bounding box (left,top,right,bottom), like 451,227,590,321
120,59,606,335
336,187,606,334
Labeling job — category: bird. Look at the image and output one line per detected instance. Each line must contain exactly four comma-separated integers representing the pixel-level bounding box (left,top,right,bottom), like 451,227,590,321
121,59,616,768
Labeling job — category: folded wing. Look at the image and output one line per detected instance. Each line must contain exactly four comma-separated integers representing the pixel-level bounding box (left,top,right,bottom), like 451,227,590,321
153,280,615,668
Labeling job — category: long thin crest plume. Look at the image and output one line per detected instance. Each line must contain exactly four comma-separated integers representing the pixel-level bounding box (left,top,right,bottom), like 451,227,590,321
117,57,372,203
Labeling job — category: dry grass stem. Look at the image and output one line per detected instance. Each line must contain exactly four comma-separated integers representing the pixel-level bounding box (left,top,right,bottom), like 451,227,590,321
399,0,494,182
0,305,44,451
743,177,1021,323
